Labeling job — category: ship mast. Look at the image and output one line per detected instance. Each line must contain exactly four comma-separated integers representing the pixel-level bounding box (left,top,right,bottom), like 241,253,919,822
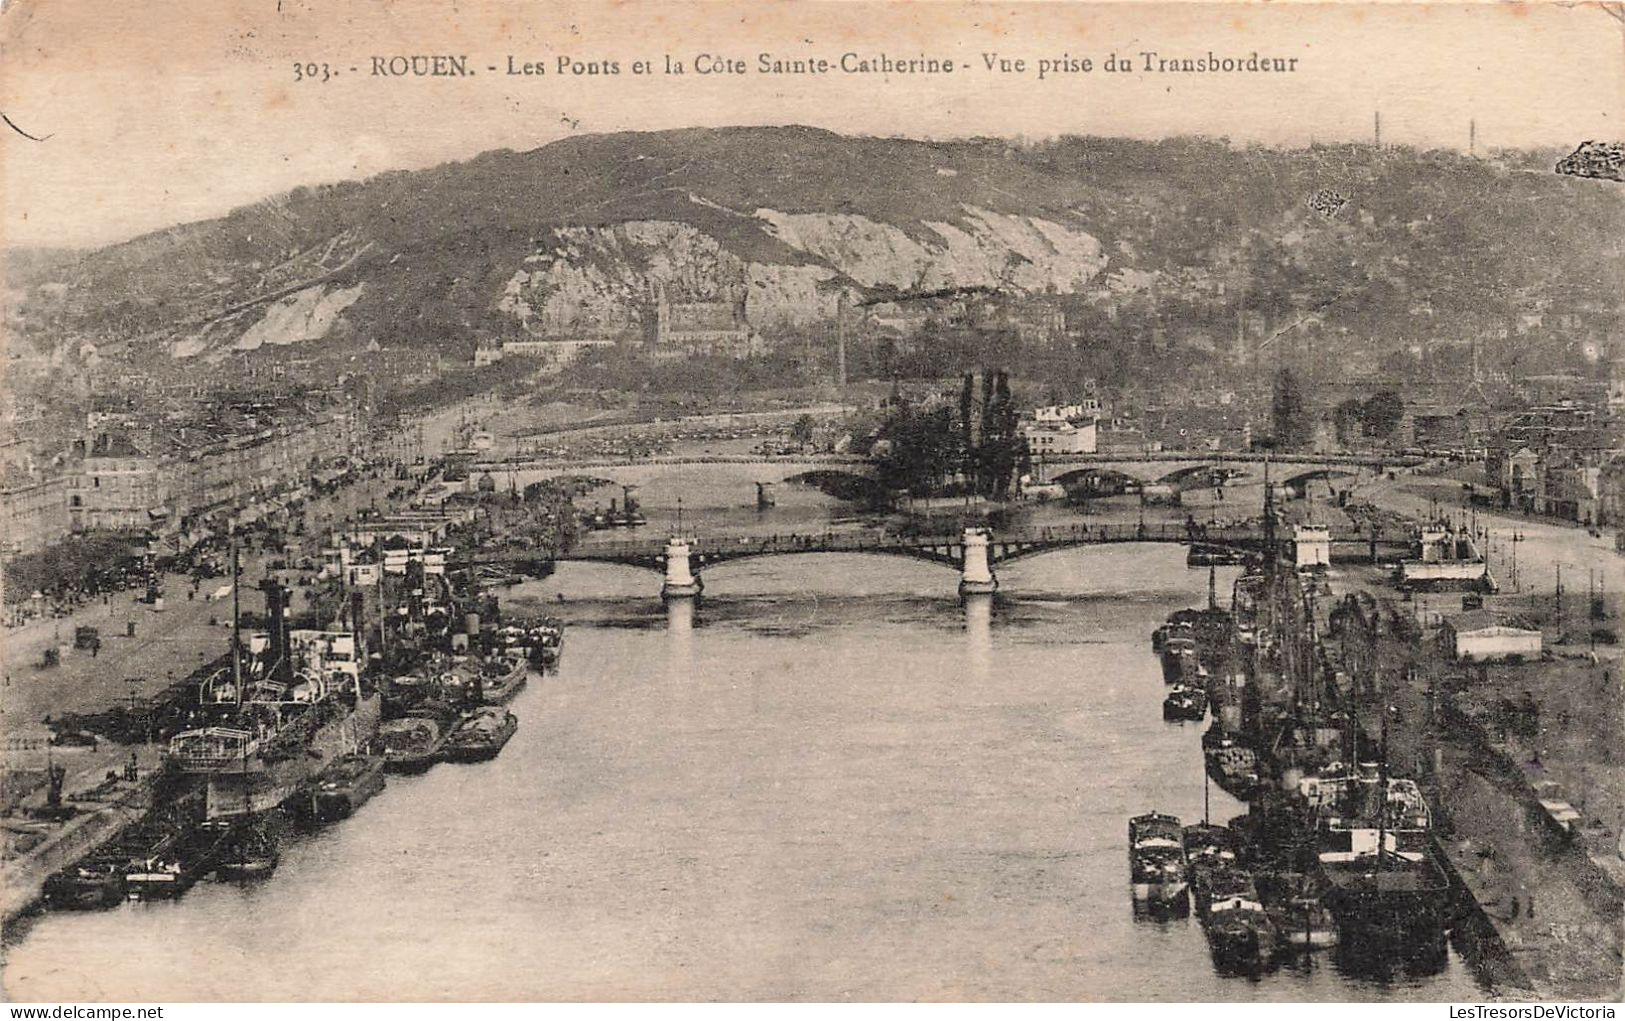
1262,456,1276,576
231,538,243,709
1203,760,1211,827
1377,703,1390,871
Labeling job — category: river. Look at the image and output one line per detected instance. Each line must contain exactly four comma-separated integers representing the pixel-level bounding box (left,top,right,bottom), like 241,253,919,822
2,543,1492,1001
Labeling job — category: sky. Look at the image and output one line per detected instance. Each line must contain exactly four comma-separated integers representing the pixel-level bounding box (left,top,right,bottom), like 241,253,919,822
0,0,1620,250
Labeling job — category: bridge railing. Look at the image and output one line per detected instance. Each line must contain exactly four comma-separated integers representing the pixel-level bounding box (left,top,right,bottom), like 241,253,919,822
560,522,1286,559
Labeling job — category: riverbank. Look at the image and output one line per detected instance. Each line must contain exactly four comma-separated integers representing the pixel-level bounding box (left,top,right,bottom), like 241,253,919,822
1307,562,1623,997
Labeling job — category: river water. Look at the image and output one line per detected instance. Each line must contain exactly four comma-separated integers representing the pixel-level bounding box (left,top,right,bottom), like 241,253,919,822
3,543,1492,1001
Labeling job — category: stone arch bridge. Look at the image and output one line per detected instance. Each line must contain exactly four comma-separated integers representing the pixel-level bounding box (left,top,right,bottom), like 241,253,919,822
473,452,1408,491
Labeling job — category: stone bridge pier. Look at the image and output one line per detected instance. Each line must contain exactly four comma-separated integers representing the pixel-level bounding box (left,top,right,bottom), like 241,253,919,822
959,528,998,595
661,537,704,599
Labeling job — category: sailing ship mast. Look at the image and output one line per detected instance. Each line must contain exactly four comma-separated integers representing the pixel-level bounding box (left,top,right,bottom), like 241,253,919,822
231,539,243,709
1376,702,1391,871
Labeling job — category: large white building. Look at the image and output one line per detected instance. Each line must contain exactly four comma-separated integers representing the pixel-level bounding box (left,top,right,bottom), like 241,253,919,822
501,338,617,370
1442,610,1542,663
1020,402,1100,455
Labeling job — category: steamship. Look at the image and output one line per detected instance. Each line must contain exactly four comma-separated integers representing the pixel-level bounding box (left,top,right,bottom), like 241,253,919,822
1298,765,1451,936
166,582,381,819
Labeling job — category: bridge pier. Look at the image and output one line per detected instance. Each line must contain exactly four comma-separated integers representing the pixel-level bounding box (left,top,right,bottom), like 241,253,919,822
1294,524,1331,570
661,537,704,599
959,527,998,595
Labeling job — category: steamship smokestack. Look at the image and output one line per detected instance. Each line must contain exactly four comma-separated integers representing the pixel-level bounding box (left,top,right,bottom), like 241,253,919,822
262,579,293,684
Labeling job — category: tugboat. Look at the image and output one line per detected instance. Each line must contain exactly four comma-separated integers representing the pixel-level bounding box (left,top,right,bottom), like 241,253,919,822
1128,812,1189,904
1162,684,1208,722
308,753,387,823
443,707,519,763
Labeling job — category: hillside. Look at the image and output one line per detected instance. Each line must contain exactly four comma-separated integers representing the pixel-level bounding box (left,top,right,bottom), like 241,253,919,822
5,126,1622,376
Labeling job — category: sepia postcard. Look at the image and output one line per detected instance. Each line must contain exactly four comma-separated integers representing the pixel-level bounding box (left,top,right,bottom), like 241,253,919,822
0,0,1622,1005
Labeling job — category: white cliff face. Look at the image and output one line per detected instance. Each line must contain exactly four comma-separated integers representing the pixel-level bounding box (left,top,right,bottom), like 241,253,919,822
499,221,753,337
754,206,1108,293
233,284,364,351
171,283,364,359
494,207,1107,337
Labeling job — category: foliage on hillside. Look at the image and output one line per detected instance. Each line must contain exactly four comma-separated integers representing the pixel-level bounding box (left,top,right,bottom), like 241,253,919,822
9,128,1621,390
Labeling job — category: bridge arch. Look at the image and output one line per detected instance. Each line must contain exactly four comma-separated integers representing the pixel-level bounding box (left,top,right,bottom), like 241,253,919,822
690,546,961,573
985,536,1253,568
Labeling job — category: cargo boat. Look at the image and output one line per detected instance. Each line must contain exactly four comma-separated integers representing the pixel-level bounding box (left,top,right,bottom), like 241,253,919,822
443,707,518,763
1258,870,1339,951
43,854,128,909
308,753,387,822
1202,727,1262,800
379,712,451,774
478,655,528,705
1159,635,1199,683
1184,823,1240,913
215,822,279,881
1201,866,1277,971
496,619,564,670
1128,812,1189,903
1163,684,1208,722
1188,544,1250,568
124,826,230,901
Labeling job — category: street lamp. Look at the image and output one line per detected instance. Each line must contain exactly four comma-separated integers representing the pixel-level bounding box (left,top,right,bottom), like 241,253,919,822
1510,530,1525,592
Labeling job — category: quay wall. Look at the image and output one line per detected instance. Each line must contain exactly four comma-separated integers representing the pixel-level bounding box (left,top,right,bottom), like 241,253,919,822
1439,700,1625,920
1432,834,1537,994
1,778,155,928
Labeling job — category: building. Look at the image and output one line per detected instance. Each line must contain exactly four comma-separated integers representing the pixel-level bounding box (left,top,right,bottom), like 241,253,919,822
1398,404,1479,449
1540,455,1603,524
650,284,755,361
501,338,616,370
1020,403,1100,455
1398,523,1491,591
1441,610,1542,663
1491,446,1543,513
71,433,169,532
0,470,72,555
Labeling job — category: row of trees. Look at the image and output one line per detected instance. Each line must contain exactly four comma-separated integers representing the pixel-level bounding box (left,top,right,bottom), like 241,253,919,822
1272,367,1406,450
873,370,1030,499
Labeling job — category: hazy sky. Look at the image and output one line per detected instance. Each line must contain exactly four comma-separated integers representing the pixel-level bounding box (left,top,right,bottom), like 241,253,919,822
0,0,1620,249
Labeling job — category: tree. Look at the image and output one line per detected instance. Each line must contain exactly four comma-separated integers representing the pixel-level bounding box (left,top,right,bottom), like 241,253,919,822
1361,390,1405,440
1333,398,1365,445
1271,368,1310,450
959,373,976,487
